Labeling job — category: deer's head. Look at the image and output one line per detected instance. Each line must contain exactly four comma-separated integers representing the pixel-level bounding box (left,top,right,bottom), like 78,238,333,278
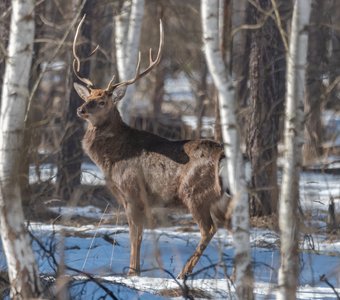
74,84,127,126
73,15,164,127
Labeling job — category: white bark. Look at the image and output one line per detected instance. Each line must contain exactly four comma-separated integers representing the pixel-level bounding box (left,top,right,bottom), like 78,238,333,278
218,0,224,51
115,0,131,81
277,1,311,299
201,1,253,299
0,0,42,298
115,0,145,123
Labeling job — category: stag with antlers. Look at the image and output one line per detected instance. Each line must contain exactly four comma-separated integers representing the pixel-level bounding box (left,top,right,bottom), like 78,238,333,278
73,16,232,279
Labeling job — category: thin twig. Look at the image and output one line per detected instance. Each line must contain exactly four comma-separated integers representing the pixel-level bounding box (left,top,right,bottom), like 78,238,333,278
320,274,340,299
67,266,119,300
82,203,110,271
231,19,268,38
271,0,289,52
324,76,340,96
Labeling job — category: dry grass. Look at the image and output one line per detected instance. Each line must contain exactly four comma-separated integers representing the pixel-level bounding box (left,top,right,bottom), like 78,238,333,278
158,287,212,299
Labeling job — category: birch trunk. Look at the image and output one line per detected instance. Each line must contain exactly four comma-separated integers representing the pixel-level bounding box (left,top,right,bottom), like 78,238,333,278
115,0,145,123
0,0,42,298
115,0,131,81
201,1,253,298
277,1,310,299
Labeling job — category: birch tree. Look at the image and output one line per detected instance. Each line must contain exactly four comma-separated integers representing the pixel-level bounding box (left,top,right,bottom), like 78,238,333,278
201,1,253,298
115,0,145,123
0,0,11,100
0,0,42,298
277,0,311,299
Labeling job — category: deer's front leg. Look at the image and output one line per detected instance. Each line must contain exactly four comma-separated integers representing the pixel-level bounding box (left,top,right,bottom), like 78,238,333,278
126,203,144,276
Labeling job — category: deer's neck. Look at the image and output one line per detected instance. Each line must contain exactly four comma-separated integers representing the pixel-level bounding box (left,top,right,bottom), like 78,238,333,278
89,105,127,132
82,106,129,166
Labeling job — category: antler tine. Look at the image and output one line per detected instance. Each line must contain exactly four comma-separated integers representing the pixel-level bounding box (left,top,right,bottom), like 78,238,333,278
149,48,153,65
108,19,164,92
106,52,142,92
73,15,85,73
135,51,142,78
106,74,116,91
72,14,95,87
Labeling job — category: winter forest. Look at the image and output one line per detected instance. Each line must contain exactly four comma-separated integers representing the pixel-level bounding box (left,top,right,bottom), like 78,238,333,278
0,0,339,299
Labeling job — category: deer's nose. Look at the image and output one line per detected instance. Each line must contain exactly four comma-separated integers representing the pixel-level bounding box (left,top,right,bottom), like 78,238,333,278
77,106,86,115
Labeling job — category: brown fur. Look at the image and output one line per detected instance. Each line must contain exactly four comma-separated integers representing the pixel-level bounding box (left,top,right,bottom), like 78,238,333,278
75,83,231,278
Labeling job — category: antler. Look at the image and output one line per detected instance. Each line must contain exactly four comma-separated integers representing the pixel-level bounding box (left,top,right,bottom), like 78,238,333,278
106,19,164,93
73,15,99,88
73,16,164,92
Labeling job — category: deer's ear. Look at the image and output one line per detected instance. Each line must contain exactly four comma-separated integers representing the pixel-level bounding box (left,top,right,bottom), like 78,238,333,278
111,85,127,103
74,83,90,101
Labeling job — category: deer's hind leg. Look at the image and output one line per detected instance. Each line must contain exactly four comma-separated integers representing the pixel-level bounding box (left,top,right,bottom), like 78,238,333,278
177,212,217,279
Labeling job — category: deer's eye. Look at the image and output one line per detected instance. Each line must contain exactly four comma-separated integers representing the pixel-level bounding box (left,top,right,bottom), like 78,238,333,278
98,101,105,107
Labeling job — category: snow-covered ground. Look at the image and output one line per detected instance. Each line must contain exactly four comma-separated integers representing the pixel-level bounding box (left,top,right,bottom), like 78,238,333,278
7,219,336,299
8,160,336,298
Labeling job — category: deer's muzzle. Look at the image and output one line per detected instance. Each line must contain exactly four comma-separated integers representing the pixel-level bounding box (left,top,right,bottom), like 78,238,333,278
77,106,88,118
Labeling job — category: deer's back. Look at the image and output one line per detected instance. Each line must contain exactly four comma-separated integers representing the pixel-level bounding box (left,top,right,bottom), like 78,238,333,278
83,125,224,207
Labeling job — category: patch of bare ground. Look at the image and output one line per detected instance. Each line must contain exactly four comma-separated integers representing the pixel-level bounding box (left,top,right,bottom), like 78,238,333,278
158,287,212,299
301,209,340,237
323,232,340,244
250,214,279,231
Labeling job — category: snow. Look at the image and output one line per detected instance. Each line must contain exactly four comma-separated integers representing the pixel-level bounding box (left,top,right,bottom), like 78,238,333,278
323,110,340,147
6,221,336,299
29,162,105,185
48,205,112,221
164,74,194,103
4,156,340,298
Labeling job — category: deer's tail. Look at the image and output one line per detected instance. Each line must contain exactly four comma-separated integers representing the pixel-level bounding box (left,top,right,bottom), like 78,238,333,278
210,157,233,229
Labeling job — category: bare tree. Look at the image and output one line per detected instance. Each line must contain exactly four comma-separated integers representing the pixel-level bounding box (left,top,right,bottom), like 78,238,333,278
302,0,331,164
246,0,287,217
19,2,47,205
141,0,164,118
277,0,310,298
328,0,340,110
0,0,42,298
232,0,250,109
201,1,253,298
56,0,95,201
115,0,145,123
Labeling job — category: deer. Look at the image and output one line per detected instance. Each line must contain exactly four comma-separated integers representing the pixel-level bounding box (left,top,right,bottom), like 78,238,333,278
73,16,232,279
